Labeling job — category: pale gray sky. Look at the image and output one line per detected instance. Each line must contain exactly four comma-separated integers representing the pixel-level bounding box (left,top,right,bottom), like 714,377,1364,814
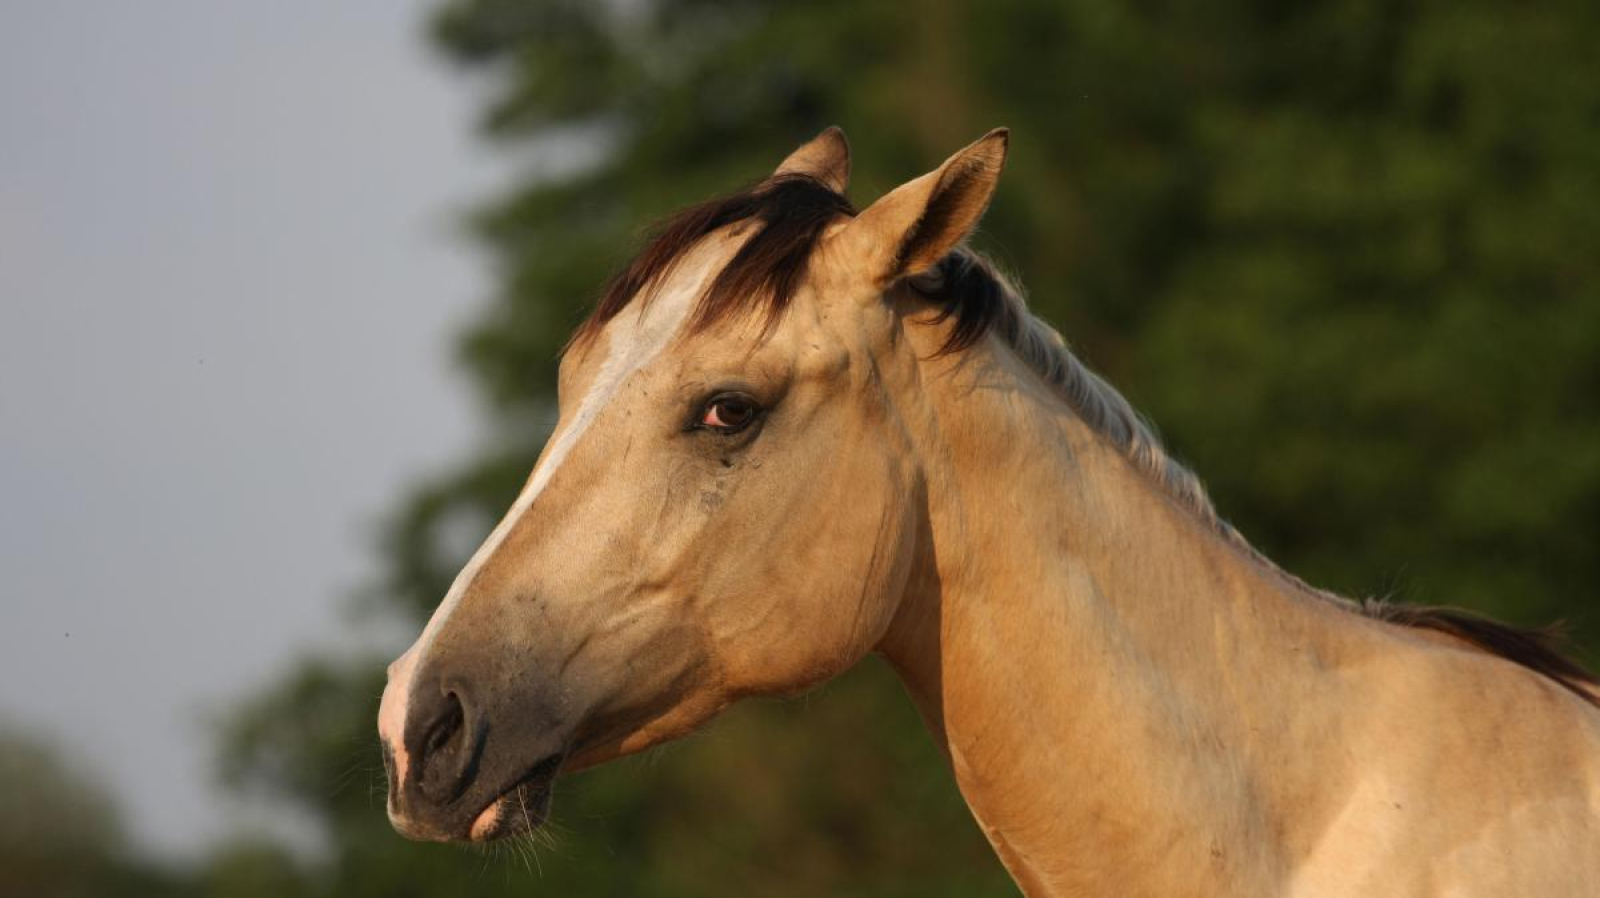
0,2,515,858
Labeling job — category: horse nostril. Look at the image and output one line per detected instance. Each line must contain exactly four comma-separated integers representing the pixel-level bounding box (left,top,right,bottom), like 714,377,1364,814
407,681,484,805
423,691,465,757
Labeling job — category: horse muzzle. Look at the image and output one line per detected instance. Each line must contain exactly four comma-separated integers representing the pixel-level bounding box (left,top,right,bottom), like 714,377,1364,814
379,654,569,842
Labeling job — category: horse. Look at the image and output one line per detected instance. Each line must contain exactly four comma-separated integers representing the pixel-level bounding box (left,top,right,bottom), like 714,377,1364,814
378,127,1600,896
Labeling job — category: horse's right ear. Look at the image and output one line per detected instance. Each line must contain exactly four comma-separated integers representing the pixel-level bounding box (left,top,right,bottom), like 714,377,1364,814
835,128,1009,287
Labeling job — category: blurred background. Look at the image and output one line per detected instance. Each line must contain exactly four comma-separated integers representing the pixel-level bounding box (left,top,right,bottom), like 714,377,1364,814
3,0,1596,895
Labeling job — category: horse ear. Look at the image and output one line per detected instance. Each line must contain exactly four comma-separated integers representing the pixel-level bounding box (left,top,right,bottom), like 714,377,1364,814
773,126,851,193
838,128,1008,285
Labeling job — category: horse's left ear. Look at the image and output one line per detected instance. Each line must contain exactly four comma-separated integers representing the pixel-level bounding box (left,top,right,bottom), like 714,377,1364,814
837,128,1009,286
773,126,851,193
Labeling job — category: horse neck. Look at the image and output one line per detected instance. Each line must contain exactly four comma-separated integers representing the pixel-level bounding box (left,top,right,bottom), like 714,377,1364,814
877,331,1373,897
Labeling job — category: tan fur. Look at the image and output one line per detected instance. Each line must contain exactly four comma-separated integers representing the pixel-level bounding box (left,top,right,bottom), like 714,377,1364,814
774,125,851,193
380,130,1600,894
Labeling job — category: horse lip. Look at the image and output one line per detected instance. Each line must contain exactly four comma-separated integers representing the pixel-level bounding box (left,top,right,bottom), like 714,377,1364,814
468,751,565,841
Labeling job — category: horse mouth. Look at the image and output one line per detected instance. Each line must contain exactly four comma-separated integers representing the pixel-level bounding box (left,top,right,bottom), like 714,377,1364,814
468,752,564,841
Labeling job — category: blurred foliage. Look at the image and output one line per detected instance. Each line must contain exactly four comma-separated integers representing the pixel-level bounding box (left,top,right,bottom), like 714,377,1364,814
0,727,189,898
17,0,1594,894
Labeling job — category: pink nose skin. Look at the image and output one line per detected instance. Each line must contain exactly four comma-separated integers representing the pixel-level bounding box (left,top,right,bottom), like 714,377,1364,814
378,648,420,805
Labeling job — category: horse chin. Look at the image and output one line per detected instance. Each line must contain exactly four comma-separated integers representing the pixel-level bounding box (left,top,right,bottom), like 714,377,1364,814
468,753,562,841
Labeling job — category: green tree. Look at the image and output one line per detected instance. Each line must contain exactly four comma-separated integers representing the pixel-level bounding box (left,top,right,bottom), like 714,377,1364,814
217,0,1599,894
0,727,190,898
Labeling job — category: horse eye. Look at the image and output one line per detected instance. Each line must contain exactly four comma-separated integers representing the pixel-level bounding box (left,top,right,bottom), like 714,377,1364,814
699,394,758,433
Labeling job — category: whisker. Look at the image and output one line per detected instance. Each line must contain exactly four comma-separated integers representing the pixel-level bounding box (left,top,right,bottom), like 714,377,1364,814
515,789,544,877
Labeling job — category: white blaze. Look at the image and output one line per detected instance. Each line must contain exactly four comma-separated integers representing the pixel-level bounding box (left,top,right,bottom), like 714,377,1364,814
378,255,711,787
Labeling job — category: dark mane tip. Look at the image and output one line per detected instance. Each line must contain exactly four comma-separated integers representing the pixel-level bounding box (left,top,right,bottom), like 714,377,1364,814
1365,601,1600,706
570,173,855,351
910,249,1019,356
572,175,1018,358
